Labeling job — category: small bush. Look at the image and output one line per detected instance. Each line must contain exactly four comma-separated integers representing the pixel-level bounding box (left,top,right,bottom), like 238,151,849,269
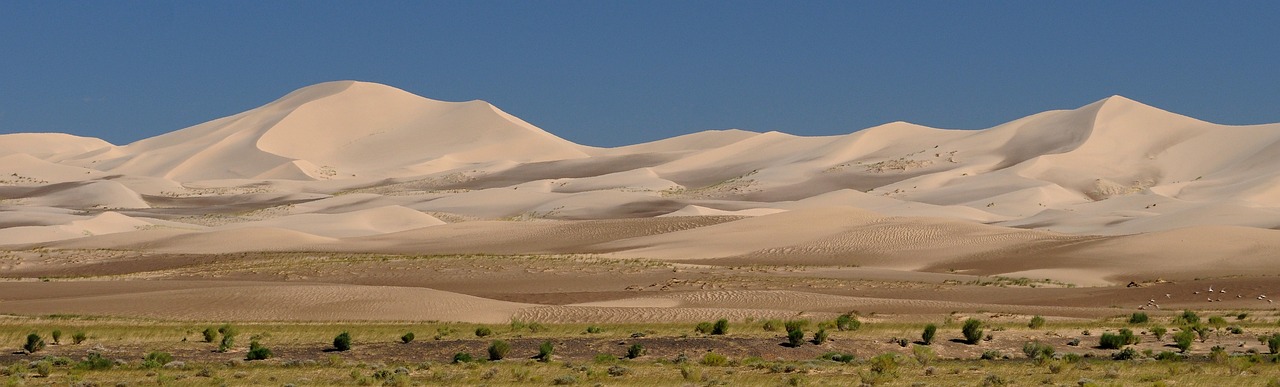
1129,312,1149,324
474,326,493,337
488,340,510,361
1154,351,1181,361
1119,328,1140,345
333,332,352,351
701,352,728,366
712,319,730,335
695,322,714,334
813,328,829,344
202,327,217,343
1267,334,1280,354
980,374,1008,387
1028,315,1046,329
33,361,52,377
76,352,113,370
626,344,645,359
1112,347,1139,360
912,345,936,366
868,353,901,375
607,365,630,377
1023,341,1055,362
1173,310,1199,325
763,319,783,332
452,352,473,363
836,313,861,331
921,324,937,345
552,374,577,385
1099,333,1126,349
143,351,173,368
537,340,555,362
23,333,45,353
980,350,1002,360
787,328,805,347
962,319,983,345
50,330,62,345
784,320,809,332
585,325,603,334
72,331,87,345
246,341,272,361
400,332,414,344
820,352,855,363
1173,330,1196,352
218,325,238,353
1152,326,1167,341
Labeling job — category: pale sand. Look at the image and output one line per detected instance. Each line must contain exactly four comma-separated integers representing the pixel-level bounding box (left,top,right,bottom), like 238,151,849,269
1,81,1279,322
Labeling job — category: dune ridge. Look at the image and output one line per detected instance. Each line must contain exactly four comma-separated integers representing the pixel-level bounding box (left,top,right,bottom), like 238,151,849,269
1,81,1279,287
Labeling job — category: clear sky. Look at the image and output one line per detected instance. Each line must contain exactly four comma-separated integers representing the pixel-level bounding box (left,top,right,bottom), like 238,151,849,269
1,2,1278,147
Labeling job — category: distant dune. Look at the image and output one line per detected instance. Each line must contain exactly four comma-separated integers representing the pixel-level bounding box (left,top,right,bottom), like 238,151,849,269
3,81,1280,285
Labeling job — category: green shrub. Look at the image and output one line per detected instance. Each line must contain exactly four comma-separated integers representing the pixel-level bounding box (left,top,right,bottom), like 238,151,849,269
701,352,727,366
695,322,714,334
475,326,493,337
23,333,45,353
962,319,983,345
912,345,936,366
143,351,173,368
1028,315,1046,329
333,332,352,351
217,325,237,353
1022,341,1055,362
246,341,272,361
784,320,809,332
537,340,554,362
787,328,805,347
626,344,645,359
452,352,473,363
819,352,855,363
712,319,729,335
1268,334,1280,354
76,352,113,370
1173,330,1196,353
1154,351,1181,361
1119,328,1140,345
980,350,1002,360
33,360,52,377
50,330,62,345
1173,310,1199,325
585,325,603,334
813,328,829,344
762,319,783,332
400,332,414,344
1099,333,1126,349
1129,312,1149,324
1152,326,1167,341
202,327,217,343
836,313,861,331
868,353,901,375
72,331,87,345
1112,347,1139,360
488,340,510,360
921,324,937,345
552,374,577,385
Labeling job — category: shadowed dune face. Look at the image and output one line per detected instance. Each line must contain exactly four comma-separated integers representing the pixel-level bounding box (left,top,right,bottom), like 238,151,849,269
2,82,1280,322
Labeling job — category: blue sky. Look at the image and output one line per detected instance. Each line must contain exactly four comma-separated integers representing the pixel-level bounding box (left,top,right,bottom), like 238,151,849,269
1,2,1278,147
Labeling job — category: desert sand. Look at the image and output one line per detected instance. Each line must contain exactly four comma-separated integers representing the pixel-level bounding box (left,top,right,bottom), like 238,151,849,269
2,80,1279,323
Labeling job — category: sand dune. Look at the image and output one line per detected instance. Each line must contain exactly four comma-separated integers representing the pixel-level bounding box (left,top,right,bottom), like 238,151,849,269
1,80,1279,297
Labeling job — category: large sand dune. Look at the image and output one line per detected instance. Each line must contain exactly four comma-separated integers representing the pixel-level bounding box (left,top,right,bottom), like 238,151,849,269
3,81,1280,322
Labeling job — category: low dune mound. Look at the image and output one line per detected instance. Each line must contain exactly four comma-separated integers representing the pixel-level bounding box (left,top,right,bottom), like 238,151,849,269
0,211,153,244
0,133,115,160
14,180,149,209
218,205,445,238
